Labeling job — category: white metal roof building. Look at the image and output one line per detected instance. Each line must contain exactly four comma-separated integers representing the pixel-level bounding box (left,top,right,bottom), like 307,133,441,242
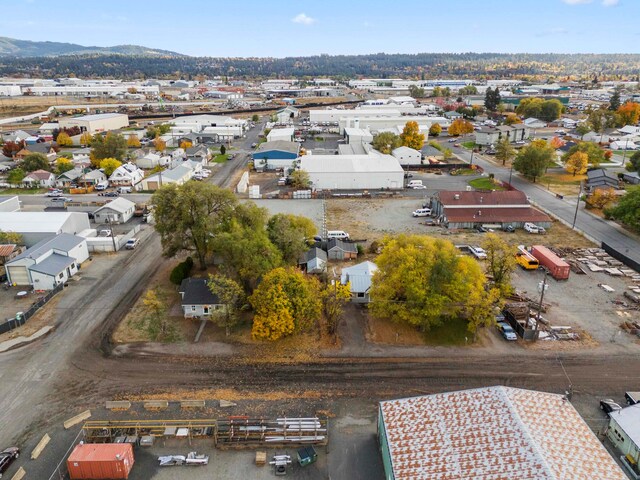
378,386,627,480
58,113,129,134
607,403,640,471
0,212,91,247
340,261,378,304
299,153,404,190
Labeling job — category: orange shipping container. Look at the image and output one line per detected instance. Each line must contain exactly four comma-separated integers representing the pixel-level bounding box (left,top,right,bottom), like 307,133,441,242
531,245,571,281
67,443,134,480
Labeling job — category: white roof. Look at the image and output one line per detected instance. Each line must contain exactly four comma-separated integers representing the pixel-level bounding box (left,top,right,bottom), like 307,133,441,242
0,212,85,233
610,404,640,448
71,113,127,122
379,386,626,480
94,197,135,214
341,261,378,293
300,154,403,174
392,146,421,156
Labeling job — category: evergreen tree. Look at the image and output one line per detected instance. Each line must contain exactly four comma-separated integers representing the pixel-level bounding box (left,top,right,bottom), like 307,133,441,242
609,88,621,111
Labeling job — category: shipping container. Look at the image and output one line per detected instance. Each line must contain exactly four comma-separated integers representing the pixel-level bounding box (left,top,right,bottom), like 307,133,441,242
67,443,134,480
531,245,570,280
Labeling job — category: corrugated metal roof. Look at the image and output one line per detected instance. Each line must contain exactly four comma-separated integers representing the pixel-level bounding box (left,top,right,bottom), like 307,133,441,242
438,190,529,206
444,207,551,224
10,233,84,262
28,253,75,276
0,244,17,257
300,154,403,174
379,386,627,480
609,403,640,448
94,197,135,214
255,140,301,155
0,212,88,233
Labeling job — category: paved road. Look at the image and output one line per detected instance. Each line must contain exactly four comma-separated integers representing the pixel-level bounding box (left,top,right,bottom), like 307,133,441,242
446,139,640,266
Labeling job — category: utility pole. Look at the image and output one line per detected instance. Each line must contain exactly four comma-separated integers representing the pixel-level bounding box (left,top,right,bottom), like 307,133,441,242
535,268,549,340
508,162,514,186
106,215,117,252
572,181,583,229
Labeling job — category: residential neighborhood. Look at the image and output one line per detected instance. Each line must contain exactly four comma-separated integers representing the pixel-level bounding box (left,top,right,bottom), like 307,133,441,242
2,2,640,479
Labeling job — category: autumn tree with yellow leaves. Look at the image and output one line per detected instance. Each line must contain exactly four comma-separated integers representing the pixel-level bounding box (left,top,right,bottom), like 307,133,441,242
565,151,588,176
400,121,426,150
127,134,141,148
447,118,474,137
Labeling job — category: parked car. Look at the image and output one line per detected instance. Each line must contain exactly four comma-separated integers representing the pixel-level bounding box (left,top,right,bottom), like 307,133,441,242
503,225,515,233
404,172,414,178
469,246,487,259
46,189,63,197
448,138,456,143
524,222,540,234
600,399,622,415
158,455,186,467
476,226,488,233
125,238,139,250
497,322,517,341
454,143,461,147
0,447,20,477
485,148,496,155
412,208,432,217
251,143,258,149
411,184,427,190
100,191,119,197
50,196,71,203
98,229,112,237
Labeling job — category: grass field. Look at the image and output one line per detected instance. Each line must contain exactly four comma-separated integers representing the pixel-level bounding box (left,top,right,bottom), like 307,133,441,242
0,188,47,195
461,141,476,149
469,177,506,191
540,171,586,195
213,154,229,163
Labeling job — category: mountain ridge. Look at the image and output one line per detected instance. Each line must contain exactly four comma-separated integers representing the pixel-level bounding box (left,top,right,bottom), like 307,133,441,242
0,36,185,58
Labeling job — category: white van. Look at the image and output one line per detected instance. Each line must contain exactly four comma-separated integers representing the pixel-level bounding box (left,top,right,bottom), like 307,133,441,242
407,180,423,188
95,181,109,191
327,230,350,240
117,186,132,194
524,222,539,234
412,208,432,217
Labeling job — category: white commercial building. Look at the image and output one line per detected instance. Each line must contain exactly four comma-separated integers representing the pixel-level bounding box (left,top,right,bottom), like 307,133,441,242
0,212,91,247
58,113,129,134
392,146,422,166
344,128,373,145
5,233,89,289
0,196,21,212
300,153,404,190
0,85,21,97
310,108,401,124
340,115,448,135
93,197,136,224
26,83,159,97
169,114,247,135
267,128,295,143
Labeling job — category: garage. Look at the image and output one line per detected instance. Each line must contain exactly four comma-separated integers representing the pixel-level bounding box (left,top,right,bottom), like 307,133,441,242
5,265,29,285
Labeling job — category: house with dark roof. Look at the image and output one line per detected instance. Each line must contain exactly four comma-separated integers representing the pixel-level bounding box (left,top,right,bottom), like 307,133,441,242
327,239,358,261
15,143,57,161
5,233,88,289
432,190,551,230
475,125,530,146
586,168,621,191
185,146,211,164
298,247,327,274
178,278,223,319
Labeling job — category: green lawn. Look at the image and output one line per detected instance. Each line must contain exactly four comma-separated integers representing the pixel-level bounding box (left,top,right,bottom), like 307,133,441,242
0,188,47,195
213,154,229,163
469,177,506,191
461,141,476,149
453,168,478,176
428,140,443,151
422,316,470,346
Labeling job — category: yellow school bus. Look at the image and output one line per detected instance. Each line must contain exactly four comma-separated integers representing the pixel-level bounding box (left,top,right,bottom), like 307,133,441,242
515,246,540,270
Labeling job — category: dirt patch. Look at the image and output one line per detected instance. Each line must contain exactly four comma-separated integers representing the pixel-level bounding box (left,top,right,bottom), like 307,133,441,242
119,388,325,402
365,315,425,346
0,294,62,342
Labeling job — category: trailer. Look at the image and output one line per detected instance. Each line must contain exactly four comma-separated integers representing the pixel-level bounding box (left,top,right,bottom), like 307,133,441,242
531,245,570,280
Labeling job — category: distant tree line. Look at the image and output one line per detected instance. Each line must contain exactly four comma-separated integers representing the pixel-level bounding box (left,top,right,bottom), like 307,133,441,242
2,53,640,79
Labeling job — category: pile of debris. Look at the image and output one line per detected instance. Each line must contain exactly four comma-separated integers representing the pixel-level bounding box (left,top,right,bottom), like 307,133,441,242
573,248,640,280
503,301,579,341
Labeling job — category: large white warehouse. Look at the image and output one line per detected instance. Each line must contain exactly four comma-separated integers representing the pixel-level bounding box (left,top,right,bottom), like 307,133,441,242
299,153,404,190
0,212,91,247
58,113,129,134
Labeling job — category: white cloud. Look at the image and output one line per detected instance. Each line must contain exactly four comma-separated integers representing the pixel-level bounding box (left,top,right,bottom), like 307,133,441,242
602,0,619,6
292,13,315,25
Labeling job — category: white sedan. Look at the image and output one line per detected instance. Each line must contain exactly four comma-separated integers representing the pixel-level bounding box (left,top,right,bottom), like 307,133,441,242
469,246,487,259
411,184,427,190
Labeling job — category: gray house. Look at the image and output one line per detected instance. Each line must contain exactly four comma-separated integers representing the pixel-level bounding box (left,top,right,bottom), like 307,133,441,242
179,277,223,319
327,239,358,261
93,197,136,224
586,169,620,191
340,261,378,304
475,125,530,146
298,247,327,274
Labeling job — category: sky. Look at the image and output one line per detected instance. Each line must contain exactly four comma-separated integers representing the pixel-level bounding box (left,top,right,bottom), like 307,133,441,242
2,0,638,57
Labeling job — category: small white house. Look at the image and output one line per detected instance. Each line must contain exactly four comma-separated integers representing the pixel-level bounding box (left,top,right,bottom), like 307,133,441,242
5,233,89,289
93,197,136,224
140,164,194,190
341,260,378,304
178,277,224,319
523,117,547,129
22,170,56,188
392,146,422,166
611,140,638,151
109,163,144,188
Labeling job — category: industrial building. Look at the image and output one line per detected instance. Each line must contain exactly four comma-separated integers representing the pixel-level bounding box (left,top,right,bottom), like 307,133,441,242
475,125,531,146
5,233,89,289
58,113,129,134
299,153,404,190
392,146,422,166
608,403,640,476
431,190,552,230
252,141,300,171
378,386,627,480
266,128,295,143
0,212,91,247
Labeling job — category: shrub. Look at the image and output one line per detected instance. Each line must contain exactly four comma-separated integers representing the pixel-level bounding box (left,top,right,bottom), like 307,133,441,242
170,257,194,285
